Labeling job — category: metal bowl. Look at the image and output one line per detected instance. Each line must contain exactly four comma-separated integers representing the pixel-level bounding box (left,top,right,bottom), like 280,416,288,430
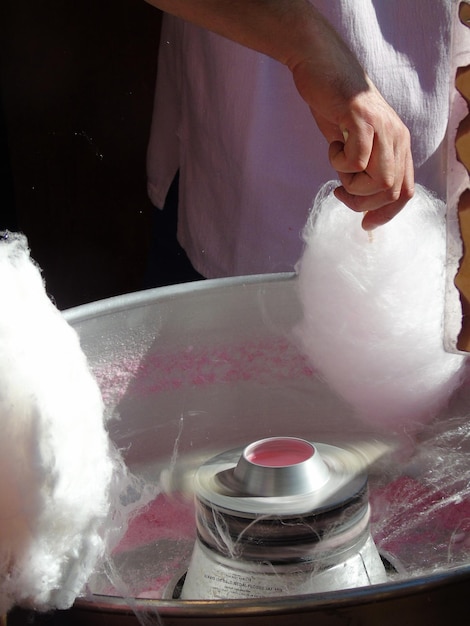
62,273,470,626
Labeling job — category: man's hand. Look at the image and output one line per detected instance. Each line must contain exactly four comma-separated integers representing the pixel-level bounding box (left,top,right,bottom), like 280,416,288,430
291,50,414,231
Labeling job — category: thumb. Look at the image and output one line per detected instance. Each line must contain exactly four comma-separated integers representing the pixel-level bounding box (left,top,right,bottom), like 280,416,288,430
329,126,374,174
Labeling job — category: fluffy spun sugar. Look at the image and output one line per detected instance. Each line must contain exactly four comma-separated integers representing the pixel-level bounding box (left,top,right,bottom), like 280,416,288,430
0,233,127,613
295,182,467,434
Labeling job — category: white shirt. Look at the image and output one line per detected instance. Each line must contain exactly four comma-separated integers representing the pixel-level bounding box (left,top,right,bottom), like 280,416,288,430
147,1,454,278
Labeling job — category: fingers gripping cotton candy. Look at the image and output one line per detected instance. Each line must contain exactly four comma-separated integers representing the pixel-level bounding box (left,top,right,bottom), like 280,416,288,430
294,183,468,434
0,233,115,613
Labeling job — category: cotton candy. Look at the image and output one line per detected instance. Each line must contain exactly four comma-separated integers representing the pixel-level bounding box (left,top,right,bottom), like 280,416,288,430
0,233,128,613
294,182,467,434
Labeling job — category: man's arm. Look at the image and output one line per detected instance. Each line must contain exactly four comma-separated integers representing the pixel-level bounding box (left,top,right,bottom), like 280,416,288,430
146,0,414,229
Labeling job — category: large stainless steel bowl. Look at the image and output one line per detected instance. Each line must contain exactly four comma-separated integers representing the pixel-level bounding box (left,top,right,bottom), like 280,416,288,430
62,273,470,625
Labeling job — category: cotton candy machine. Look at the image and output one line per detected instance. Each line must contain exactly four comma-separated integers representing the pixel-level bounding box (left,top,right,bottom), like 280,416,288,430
62,273,470,625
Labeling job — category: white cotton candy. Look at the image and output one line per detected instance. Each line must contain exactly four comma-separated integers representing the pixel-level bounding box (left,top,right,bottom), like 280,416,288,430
0,232,116,613
294,182,467,434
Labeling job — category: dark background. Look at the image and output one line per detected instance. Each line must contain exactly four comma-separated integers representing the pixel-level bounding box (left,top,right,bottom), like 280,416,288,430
0,0,163,309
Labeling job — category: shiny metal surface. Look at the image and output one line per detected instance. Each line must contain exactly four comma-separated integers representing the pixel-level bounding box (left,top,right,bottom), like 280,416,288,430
192,441,368,515
233,437,330,497
70,569,470,626
63,273,470,625
181,439,384,600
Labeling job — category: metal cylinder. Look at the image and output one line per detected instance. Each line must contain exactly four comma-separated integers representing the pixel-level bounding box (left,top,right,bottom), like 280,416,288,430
180,437,387,599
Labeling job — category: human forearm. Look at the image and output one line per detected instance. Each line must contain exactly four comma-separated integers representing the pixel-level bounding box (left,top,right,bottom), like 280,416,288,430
146,0,414,227
145,0,346,68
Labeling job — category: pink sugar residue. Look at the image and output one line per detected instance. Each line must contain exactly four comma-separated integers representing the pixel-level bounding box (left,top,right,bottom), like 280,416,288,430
114,493,195,555
93,338,315,407
247,437,313,467
93,354,144,406
128,338,314,396
102,494,195,599
370,476,470,561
